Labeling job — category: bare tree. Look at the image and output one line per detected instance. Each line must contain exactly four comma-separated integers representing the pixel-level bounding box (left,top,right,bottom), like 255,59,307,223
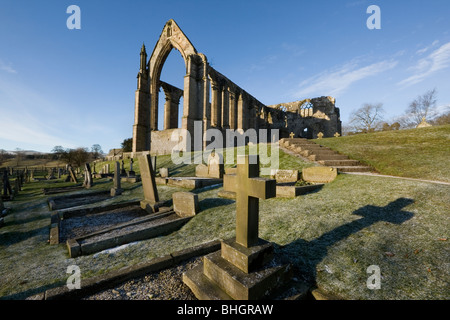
349,103,384,132
91,144,103,159
406,88,437,126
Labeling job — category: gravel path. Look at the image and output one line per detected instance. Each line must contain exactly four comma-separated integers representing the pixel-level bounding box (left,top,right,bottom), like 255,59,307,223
84,257,201,300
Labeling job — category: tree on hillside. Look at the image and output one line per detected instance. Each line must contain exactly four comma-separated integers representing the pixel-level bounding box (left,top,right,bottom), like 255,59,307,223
91,144,104,159
51,146,65,160
121,138,133,152
349,103,385,133
60,147,90,168
405,88,437,127
431,111,450,126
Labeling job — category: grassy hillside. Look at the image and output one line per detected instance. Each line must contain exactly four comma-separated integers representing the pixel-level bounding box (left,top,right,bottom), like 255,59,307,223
313,124,450,182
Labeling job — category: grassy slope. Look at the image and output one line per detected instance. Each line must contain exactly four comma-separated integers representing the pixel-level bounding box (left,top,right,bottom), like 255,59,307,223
0,145,448,300
313,124,450,182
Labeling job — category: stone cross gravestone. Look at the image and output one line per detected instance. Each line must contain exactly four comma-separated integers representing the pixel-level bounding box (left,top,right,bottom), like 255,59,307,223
222,155,276,247
289,132,295,139
139,154,160,213
317,132,324,139
183,155,292,300
334,132,341,138
110,161,123,196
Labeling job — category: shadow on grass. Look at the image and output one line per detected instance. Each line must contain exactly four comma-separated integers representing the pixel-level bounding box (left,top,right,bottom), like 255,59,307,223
280,197,415,289
0,225,49,248
199,198,235,211
0,281,66,300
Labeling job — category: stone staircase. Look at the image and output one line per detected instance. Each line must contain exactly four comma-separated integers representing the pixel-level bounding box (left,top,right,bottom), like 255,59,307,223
280,138,374,173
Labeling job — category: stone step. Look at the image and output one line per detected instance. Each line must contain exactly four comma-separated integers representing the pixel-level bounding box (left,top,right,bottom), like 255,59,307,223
332,166,374,173
202,250,290,300
318,160,361,166
308,154,349,161
300,149,337,157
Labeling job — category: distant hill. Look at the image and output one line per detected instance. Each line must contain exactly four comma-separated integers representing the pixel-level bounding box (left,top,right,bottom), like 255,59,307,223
313,124,450,183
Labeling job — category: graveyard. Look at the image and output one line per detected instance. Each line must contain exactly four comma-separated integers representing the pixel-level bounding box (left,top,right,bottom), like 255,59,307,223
0,134,449,300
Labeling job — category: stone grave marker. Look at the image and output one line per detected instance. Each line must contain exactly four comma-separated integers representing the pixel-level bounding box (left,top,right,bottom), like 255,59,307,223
302,166,337,183
183,155,291,300
128,158,135,177
195,150,224,179
159,167,169,178
139,154,160,213
289,132,295,139
2,169,12,199
317,132,324,139
207,150,224,179
110,162,123,196
121,160,126,176
172,192,199,217
270,169,299,183
68,166,78,183
82,163,93,189
334,132,341,137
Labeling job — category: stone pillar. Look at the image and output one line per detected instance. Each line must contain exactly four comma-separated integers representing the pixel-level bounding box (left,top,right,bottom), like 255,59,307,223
228,90,237,130
221,85,229,129
110,162,123,196
211,83,220,127
132,45,151,152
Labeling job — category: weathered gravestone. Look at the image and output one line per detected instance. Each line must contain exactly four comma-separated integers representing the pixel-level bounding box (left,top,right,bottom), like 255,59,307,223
2,170,12,200
159,167,169,178
302,166,337,183
195,150,224,179
270,169,299,183
128,158,135,177
110,161,123,196
183,155,292,300
172,192,199,217
68,166,78,183
82,163,93,189
139,154,161,213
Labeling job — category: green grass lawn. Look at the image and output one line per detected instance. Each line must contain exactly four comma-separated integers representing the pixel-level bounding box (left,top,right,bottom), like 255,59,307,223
0,144,448,300
313,124,450,183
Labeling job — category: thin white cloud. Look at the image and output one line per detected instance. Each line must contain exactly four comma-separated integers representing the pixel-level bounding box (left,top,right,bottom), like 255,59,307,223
293,59,398,98
0,60,17,74
416,40,439,55
399,42,450,87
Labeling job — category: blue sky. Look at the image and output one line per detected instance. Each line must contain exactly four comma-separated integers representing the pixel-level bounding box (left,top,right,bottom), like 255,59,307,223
1,0,449,153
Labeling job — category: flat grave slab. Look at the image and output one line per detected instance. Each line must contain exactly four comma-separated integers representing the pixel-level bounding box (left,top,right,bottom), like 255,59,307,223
50,201,193,258
47,190,112,210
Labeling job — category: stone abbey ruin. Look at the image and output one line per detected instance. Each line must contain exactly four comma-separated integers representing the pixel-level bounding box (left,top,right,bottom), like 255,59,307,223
132,20,342,154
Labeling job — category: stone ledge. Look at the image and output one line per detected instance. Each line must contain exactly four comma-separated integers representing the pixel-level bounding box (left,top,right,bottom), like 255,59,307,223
28,240,221,300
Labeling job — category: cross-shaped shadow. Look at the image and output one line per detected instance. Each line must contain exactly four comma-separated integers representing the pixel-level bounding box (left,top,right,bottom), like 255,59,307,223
280,197,415,289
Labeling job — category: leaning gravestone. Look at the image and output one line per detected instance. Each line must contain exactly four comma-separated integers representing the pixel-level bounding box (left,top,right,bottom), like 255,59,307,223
82,163,93,189
139,154,160,213
68,166,78,183
302,166,337,183
183,155,291,300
